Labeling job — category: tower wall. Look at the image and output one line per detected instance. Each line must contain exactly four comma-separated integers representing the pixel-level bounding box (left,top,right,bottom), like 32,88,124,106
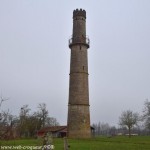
67,9,91,138
69,45,89,105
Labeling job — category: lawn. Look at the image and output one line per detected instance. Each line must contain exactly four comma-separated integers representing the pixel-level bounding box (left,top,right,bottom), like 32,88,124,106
0,136,150,150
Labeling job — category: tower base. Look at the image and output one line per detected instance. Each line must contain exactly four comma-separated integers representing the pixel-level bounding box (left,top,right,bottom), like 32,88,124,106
67,105,91,138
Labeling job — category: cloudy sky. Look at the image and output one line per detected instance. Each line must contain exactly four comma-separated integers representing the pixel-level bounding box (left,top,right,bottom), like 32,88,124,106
0,0,150,126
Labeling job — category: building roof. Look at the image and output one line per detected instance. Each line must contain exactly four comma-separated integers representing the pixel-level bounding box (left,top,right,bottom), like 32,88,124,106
38,125,94,134
38,126,67,133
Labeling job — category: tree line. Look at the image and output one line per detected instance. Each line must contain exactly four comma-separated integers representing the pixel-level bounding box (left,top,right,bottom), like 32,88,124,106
0,100,59,139
93,99,150,137
1,97,150,139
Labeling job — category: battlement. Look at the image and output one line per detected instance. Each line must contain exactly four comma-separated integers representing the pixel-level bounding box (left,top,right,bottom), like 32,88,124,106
73,9,86,19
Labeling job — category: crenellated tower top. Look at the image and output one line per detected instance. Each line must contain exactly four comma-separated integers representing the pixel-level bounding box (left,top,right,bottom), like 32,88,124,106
69,8,89,48
73,9,86,19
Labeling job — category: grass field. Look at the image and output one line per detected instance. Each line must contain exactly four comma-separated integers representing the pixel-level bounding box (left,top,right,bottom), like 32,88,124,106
0,136,150,150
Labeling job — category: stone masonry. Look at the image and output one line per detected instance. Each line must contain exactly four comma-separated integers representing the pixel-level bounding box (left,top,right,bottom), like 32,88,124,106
67,9,91,138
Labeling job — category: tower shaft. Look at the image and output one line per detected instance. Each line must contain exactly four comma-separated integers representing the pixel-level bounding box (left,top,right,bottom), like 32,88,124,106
67,9,91,138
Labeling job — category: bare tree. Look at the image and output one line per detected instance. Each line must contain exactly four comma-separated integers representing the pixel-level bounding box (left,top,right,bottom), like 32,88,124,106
19,105,30,137
92,122,116,136
0,96,9,120
0,99,60,138
37,103,48,128
0,96,13,139
45,117,59,127
26,114,41,137
119,110,139,137
143,99,150,133
20,105,30,117
0,96,9,109
0,110,14,139
17,103,59,137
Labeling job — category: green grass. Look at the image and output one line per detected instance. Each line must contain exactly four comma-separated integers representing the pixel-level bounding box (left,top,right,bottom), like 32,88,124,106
0,136,150,150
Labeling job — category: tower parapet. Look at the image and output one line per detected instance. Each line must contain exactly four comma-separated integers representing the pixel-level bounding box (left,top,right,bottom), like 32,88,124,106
73,9,86,19
69,35,90,48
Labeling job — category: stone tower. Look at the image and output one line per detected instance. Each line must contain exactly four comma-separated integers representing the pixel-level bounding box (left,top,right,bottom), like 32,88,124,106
67,9,91,138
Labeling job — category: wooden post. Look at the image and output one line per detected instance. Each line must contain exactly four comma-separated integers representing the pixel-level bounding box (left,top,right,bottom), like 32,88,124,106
64,137,69,150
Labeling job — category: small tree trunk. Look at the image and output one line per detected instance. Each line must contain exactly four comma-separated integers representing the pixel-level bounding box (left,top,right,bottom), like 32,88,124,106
128,127,131,138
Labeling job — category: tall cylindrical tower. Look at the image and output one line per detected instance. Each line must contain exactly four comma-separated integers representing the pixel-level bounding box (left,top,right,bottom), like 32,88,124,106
67,9,91,138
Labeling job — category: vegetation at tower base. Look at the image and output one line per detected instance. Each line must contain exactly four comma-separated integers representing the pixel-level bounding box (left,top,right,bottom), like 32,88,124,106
67,8,91,138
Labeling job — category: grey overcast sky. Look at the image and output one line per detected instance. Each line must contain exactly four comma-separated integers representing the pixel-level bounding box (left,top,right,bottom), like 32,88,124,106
0,0,150,126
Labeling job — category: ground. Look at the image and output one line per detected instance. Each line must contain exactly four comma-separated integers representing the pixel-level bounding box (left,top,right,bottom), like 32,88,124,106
0,136,150,150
